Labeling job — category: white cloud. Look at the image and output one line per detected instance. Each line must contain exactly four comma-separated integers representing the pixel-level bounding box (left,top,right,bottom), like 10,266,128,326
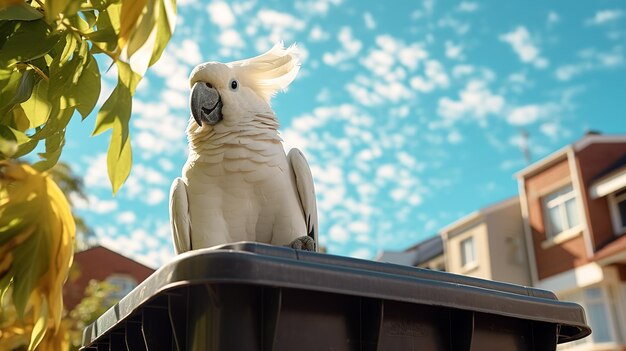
123,164,169,199
540,122,560,140
162,89,188,109
322,27,362,66
445,41,464,60
437,80,505,127
447,130,463,144
309,25,329,42
547,11,560,27
364,12,376,29
452,64,475,78
499,26,549,69
457,2,478,12
329,225,349,242
554,47,624,81
438,15,471,35
586,10,624,26
78,195,118,214
159,158,175,172
251,9,307,53
409,60,450,93
219,28,245,49
117,211,137,224
507,105,542,125
146,188,166,205
294,0,342,17
207,1,236,28
132,100,187,157
175,40,203,66
258,9,305,30
555,64,587,81
84,153,109,188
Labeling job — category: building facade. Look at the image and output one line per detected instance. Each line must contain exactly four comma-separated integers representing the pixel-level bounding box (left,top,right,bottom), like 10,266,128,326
517,134,626,350
439,197,531,285
64,246,155,309
379,133,626,350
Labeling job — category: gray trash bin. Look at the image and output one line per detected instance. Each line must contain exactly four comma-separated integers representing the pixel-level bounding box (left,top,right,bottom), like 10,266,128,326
80,242,591,351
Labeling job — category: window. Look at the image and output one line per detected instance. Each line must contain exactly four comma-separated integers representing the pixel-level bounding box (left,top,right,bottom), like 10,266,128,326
106,275,137,300
559,286,616,349
543,184,580,239
609,188,626,235
460,237,476,268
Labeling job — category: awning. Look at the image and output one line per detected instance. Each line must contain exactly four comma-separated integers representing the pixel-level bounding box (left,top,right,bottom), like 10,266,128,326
590,166,626,199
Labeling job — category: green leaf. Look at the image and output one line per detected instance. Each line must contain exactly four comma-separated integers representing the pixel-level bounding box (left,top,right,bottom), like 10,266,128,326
21,79,52,129
48,39,83,104
117,60,141,93
0,20,61,63
107,120,132,194
0,70,37,118
30,106,73,141
75,54,101,119
12,214,50,320
0,69,20,109
0,125,24,157
0,3,44,21
10,104,30,131
0,120,31,153
126,1,156,59
149,0,176,66
28,297,48,351
58,33,77,64
45,0,70,22
81,9,98,27
92,70,133,194
14,138,39,158
80,0,110,11
33,131,65,171
85,5,119,52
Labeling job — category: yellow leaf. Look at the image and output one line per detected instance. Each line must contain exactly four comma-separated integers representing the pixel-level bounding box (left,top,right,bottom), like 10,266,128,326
45,0,69,22
118,0,147,52
0,161,75,350
28,296,47,351
21,80,52,129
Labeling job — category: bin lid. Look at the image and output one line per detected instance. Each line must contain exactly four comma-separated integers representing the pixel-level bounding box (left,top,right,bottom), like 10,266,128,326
82,242,591,346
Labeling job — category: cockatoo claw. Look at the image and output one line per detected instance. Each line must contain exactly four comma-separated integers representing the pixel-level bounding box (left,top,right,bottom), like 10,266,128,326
287,235,316,251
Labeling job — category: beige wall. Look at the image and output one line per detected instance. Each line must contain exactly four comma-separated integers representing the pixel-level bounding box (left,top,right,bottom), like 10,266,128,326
444,220,492,280
441,199,531,285
484,202,531,285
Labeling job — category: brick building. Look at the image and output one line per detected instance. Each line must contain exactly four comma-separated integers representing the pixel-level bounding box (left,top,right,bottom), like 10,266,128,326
64,246,155,309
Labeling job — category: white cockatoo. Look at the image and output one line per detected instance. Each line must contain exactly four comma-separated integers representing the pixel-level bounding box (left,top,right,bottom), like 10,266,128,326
169,43,318,254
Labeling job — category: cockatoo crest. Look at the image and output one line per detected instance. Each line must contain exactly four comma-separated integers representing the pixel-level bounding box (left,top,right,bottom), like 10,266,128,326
189,42,300,104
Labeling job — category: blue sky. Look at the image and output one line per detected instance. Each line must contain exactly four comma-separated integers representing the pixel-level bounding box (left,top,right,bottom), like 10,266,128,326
62,0,626,267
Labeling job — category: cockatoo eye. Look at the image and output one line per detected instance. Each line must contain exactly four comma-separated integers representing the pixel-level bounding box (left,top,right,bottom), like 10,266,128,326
229,79,238,91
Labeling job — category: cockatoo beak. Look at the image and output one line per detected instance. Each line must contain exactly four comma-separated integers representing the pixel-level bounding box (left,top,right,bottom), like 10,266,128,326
190,82,223,126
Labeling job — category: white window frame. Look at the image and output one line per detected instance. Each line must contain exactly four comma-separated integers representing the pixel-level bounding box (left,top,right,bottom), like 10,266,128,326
460,236,477,270
558,286,618,349
106,274,137,300
542,184,581,240
608,187,626,236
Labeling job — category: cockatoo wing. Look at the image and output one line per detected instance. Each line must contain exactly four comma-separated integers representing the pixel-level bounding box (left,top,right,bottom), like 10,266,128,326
288,149,318,249
169,177,192,254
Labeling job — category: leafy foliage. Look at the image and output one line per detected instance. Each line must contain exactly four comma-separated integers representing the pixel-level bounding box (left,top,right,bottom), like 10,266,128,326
64,279,118,350
0,0,177,194
48,161,95,249
0,160,75,350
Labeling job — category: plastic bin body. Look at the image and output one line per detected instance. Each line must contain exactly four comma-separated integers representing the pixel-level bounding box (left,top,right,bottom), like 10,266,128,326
80,242,590,351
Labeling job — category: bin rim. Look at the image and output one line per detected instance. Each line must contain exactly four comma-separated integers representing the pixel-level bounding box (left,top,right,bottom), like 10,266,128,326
81,242,591,347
